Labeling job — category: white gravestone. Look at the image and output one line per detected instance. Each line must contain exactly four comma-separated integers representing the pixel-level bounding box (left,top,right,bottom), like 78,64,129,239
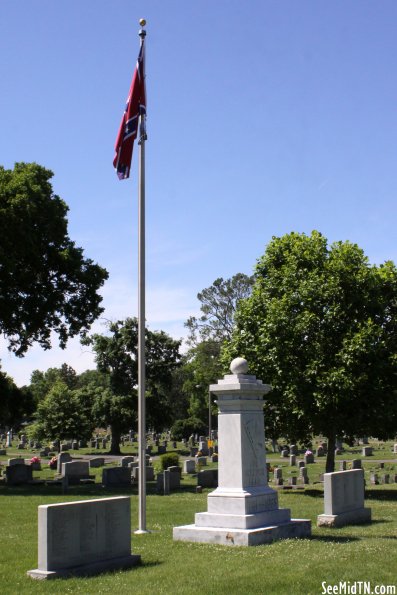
317,469,371,527
173,358,311,546
27,496,140,579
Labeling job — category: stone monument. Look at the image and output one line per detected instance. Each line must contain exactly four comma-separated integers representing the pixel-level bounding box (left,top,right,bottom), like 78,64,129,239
173,358,311,546
317,469,371,527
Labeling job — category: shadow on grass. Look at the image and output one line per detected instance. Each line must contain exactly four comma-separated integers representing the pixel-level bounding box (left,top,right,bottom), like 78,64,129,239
365,489,397,501
0,481,200,498
310,535,360,543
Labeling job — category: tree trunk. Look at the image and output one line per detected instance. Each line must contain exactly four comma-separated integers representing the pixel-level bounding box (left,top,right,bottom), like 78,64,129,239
325,434,336,473
109,425,121,455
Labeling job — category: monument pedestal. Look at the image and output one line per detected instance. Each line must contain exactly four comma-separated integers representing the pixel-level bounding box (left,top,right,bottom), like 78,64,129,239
173,358,311,546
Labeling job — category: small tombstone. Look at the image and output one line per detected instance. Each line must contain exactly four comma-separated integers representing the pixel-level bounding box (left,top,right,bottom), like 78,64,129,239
339,461,347,471
121,456,135,467
190,447,198,457
381,474,390,484
320,442,328,453
0,449,6,456
370,473,379,485
299,467,309,484
172,441,177,449
288,476,297,486
274,467,283,485
78,440,87,448
211,454,219,463
183,459,196,474
196,456,207,466
304,452,314,464
362,446,373,457
5,464,33,485
298,461,305,469
316,446,325,457
62,461,91,484
60,444,70,453
102,466,131,487
131,466,155,482
157,445,166,455
281,449,289,458
57,452,72,474
197,469,218,488
289,454,296,466
199,441,209,456
89,457,105,468
8,458,25,466
393,444,397,454
18,443,25,450
351,459,361,470
362,437,369,445
317,469,371,527
289,445,297,455
379,462,385,469
163,469,170,495
6,432,12,447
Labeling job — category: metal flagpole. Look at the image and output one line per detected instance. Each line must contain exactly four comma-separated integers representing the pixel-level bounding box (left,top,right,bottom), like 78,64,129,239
135,18,148,535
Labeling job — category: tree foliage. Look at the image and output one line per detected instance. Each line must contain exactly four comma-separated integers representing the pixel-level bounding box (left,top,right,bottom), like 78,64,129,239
182,341,223,425
0,162,108,355
83,318,182,452
185,273,254,345
35,381,96,445
0,365,34,427
29,363,78,405
224,231,397,471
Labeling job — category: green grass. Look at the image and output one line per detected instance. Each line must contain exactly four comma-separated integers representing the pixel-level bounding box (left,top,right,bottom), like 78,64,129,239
0,476,396,595
0,439,396,594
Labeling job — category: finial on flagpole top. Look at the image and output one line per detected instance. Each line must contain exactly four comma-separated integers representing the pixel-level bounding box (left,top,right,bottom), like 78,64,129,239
139,18,146,39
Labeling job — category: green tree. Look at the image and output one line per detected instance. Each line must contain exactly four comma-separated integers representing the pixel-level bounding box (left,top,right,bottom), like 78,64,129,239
0,162,108,355
183,273,253,426
185,273,254,345
183,341,223,426
29,364,78,405
83,318,182,453
224,231,397,472
35,381,96,448
0,365,34,427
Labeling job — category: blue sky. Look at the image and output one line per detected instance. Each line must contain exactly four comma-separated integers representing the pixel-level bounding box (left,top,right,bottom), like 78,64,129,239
1,1,396,386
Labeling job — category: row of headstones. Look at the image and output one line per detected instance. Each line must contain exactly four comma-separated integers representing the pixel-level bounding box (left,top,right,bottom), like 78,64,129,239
273,465,309,486
190,445,218,458
57,455,156,487
283,453,315,465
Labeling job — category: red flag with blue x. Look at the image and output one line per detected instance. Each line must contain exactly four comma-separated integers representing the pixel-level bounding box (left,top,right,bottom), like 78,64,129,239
113,43,146,180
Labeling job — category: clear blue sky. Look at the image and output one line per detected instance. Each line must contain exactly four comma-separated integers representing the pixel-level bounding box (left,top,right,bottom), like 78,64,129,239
1,1,396,386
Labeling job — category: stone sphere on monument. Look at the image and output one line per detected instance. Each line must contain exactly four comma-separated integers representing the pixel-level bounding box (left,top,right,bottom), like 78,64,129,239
230,357,249,375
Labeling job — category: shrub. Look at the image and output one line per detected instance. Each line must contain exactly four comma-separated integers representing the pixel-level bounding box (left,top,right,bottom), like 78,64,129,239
170,417,207,441
160,452,180,471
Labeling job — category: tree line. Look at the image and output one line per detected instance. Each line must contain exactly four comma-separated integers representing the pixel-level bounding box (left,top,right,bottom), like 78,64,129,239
1,163,397,469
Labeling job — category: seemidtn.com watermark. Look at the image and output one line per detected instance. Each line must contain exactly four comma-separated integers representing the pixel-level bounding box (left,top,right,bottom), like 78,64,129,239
322,582,396,595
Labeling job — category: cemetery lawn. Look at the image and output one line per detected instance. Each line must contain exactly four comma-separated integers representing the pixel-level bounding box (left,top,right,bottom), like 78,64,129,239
0,481,396,595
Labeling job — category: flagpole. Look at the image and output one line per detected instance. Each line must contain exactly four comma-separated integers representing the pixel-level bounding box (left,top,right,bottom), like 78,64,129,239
135,18,148,535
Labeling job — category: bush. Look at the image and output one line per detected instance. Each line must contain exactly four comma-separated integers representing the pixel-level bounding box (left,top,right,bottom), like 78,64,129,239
171,417,207,441
160,452,180,471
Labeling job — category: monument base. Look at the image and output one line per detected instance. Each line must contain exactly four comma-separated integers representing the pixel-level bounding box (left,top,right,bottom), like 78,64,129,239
27,554,141,580
173,519,311,547
317,508,371,528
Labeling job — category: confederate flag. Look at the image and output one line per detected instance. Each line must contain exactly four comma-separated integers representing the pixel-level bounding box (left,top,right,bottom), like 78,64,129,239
113,43,146,179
